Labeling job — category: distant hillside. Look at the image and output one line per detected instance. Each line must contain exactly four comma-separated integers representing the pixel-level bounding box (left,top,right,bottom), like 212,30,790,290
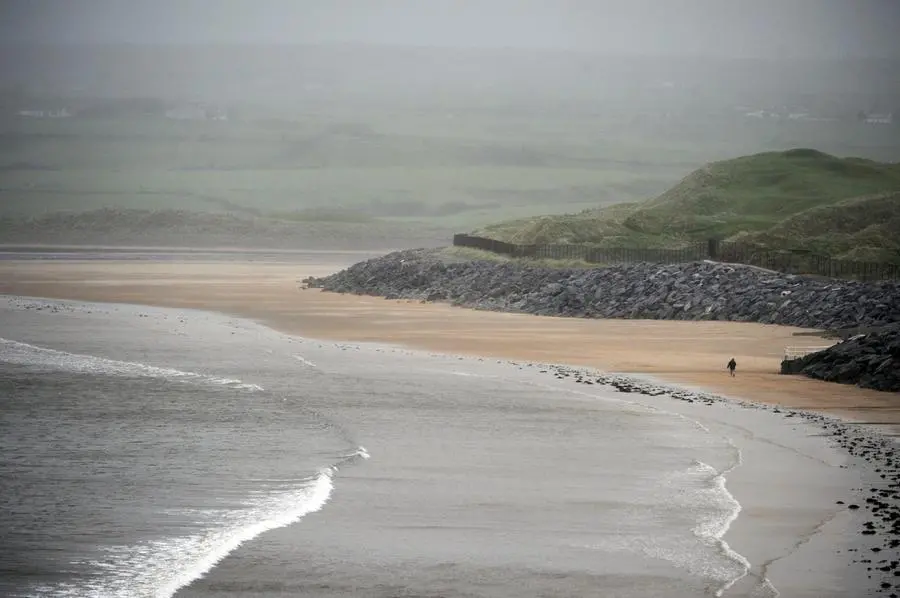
0,208,451,251
478,149,900,262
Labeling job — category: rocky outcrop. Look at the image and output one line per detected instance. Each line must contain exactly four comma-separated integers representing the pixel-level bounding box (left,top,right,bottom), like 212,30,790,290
306,249,900,331
781,324,900,392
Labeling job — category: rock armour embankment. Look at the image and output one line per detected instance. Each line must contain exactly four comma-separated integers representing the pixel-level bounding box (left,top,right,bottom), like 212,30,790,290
307,249,900,331
781,324,900,392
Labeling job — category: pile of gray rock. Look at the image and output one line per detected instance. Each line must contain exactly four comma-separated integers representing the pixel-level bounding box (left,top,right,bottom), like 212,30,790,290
306,248,900,331
781,324,900,392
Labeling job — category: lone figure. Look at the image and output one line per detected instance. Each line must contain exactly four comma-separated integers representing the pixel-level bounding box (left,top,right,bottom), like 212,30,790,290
727,358,737,377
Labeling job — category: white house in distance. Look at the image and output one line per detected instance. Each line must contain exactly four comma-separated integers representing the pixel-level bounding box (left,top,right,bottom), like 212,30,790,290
743,109,779,119
165,102,228,121
864,112,893,125
18,107,71,118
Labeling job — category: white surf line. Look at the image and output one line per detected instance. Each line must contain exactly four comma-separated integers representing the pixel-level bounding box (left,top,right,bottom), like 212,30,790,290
155,446,369,598
491,369,753,595
701,453,751,597
125,470,335,598
292,354,318,368
0,337,264,392
34,447,371,598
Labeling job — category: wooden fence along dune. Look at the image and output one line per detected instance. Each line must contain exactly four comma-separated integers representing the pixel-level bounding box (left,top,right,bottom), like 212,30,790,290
452,234,900,282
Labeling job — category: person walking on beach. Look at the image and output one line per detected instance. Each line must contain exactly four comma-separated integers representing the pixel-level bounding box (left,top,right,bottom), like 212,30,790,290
727,358,737,377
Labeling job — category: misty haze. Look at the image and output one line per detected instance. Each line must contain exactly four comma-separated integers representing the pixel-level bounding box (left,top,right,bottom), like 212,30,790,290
2,2,900,598
1,0,899,249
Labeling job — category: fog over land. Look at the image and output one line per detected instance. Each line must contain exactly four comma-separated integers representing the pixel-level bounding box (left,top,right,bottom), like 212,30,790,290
0,1,898,249
4,0,899,98
3,0,900,57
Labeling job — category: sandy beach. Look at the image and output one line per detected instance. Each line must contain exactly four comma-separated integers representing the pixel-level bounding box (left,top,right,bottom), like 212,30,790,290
1,254,896,425
3,252,899,597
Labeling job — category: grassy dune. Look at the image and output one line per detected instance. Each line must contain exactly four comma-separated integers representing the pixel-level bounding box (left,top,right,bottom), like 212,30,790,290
478,149,900,263
735,191,900,263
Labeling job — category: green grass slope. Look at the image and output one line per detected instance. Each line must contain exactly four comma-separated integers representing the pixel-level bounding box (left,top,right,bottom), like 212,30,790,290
478,149,900,256
734,192,900,264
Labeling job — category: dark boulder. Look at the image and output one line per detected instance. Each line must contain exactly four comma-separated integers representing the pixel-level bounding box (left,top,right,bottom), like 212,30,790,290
781,324,900,392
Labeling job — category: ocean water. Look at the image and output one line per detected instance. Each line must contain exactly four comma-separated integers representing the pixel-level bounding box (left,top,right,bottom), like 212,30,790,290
0,295,870,597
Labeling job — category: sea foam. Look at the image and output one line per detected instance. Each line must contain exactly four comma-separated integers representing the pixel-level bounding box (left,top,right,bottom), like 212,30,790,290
28,446,369,598
0,338,263,392
2,338,369,597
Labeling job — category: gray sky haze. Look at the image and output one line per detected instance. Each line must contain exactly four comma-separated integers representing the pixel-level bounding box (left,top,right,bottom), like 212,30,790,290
2,0,899,58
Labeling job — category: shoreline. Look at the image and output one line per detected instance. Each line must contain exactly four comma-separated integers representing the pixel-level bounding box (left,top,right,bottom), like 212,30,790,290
0,257,897,426
4,292,897,596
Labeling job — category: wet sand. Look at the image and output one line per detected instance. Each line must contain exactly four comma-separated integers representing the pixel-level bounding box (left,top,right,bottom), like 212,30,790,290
1,257,897,425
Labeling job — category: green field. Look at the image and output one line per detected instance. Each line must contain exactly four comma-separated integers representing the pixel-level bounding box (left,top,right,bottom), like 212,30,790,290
2,104,900,245
0,114,686,226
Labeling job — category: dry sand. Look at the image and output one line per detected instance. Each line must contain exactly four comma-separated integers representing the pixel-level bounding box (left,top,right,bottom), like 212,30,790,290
1,258,897,425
